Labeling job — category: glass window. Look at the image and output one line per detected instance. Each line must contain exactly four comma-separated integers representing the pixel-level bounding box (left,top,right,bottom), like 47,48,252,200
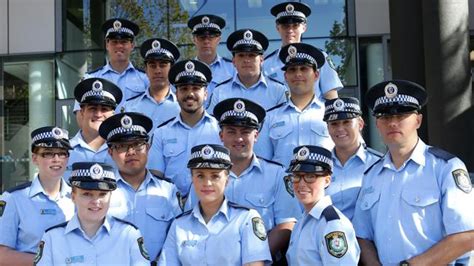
304,0,348,37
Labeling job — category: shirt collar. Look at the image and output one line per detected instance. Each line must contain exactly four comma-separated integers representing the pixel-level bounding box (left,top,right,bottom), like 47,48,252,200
65,214,112,236
103,61,134,74
115,169,152,190
70,131,108,152
230,154,262,178
381,138,426,171
28,175,71,198
195,54,221,67
286,95,319,111
173,111,213,128
308,195,333,220
145,87,177,104
232,73,267,90
332,143,367,167
192,197,230,223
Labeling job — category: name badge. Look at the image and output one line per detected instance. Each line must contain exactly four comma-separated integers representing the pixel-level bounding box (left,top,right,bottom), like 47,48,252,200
40,209,57,215
181,240,198,247
165,138,177,144
272,121,285,128
65,255,84,264
363,186,374,195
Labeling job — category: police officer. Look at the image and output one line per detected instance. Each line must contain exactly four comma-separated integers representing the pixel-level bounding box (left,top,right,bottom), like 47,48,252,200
74,18,148,116
352,80,474,265
67,77,122,179
98,112,182,263
263,1,342,114
255,43,334,167
0,126,75,265
323,97,382,219
34,162,150,266
148,60,221,195
122,38,181,128
286,145,360,264
158,144,272,265
187,14,236,107
207,29,287,113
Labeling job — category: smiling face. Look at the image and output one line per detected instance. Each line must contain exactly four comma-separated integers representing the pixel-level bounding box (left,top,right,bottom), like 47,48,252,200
106,38,134,64
108,140,149,178
80,104,114,133
32,147,69,179
219,125,258,162
328,117,364,150
291,171,331,212
72,187,111,225
191,168,228,206
176,84,207,114
276,22,306,46
284,64,319,98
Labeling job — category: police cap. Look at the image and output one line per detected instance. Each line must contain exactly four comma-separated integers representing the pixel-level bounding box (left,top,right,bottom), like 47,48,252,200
279,43,325,71
271,2,311,24
188,14,225,36
287,145,333,173
213,98,266,129
74,78,123,109
31,126,71,151
168,60,212,86
69,162,117,191
140,38,180,63
99,112,153,143
102,18,139,40
324,97,362,122
187,144,232,170
226,29,268,54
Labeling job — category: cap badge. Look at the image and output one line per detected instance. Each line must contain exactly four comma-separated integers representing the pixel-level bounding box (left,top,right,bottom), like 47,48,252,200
384,82,398,99
201,145,215,159
333,99,345,111
243,30,253,41
152,40,161,49
113,20,122,30
92,80,103,92
185,61,195,73
121,115,133,129
90,164,104,180
296,146,310,161
202,16,210,25
234,100,246,112
51,127,64,139
288,45,297,58
286,4,295,13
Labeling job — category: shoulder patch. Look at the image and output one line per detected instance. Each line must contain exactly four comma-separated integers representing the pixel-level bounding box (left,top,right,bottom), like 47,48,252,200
0,200,6,217
266,102,286,112
222,57,232,62
113,217,138,229
228,201,250,210
257,156,284,167
364,158,382,175
267,76,285,86
125,91,145,102
283,175,294,197
325,231,348,258
365,147,384,158
157,117,175,128
86,66,103,75
6,181,32,193
428,147,456,161
137,237,150,260
215,77,232,88
176,209,192,219
45,221,68,232
322,205,340,221
452,169,472,193
252,217,267,241
33,240,45,265
264,49,278,60
149,169,173,183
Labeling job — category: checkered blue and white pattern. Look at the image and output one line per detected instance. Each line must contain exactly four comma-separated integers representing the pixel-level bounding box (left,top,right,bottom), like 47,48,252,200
233,39,263,50
276,11,305,20
325,102,360,112
294,152,333,169
220,110,259,123
145,48,174,59
193,23,221,32
32,131,67,143
285,53,317,67
70,168,115,179
374,94,419,110
106,27,134,37
175,71,207,82
106,125,146,140
190,150,230,162
81,90,116,102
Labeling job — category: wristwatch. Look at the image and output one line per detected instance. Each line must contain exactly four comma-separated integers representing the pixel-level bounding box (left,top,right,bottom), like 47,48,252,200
400,260,410,266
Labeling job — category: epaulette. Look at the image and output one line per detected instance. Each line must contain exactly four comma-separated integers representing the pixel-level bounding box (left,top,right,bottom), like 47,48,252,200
86,66,103,75
264,49,278,60
222,57,232,62
157,117,175,128
136,68,146,73
267,76,285,86
428,147,456,161
149,169,174,184
364,158,382,175
113,217,138,229
175,209,192,219
45,221,68,232
257,156,284,167
6,182,32,193
126,92,145,102
365,147,384,158
322,205,340,222
228,201,250,210
266,102,286,112
215,77,232,88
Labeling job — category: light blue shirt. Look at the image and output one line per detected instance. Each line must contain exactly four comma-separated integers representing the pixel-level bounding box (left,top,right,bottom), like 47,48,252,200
207,73,288,114
327,144,382,219
158,199,272,265
263,48,343,114
186,155,300,231
195,55,235,108
148,112,221,194
286,196,360,265
0,176,74,253
352,139,474,264
66,131,115,181
74,62,149,112
122,88,180,129
108,170,182,261
254,97,334,167
36,215,149,266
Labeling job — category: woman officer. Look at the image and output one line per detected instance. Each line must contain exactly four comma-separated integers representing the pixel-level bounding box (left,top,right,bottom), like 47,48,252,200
159,144,271,265
34,162,149,265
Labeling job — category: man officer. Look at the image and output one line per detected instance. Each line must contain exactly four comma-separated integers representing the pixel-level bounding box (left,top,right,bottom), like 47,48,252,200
148,60,221,195
123,38,181,128
187,14,236,107
263,1,341,115
207,29,287,113
99,112,182,264
352,80,474,265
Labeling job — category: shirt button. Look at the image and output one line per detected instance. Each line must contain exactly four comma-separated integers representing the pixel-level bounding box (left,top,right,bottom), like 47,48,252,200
161,215,165,219
259,199,264,203
415,196,420,203
364,202,368,208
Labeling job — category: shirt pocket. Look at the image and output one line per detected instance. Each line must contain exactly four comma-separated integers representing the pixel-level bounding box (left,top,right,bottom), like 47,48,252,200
245,194,275,229
360,190,381,211
163,141,186,158
269,120,293,141
310,121,329,138
401,188,439,208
